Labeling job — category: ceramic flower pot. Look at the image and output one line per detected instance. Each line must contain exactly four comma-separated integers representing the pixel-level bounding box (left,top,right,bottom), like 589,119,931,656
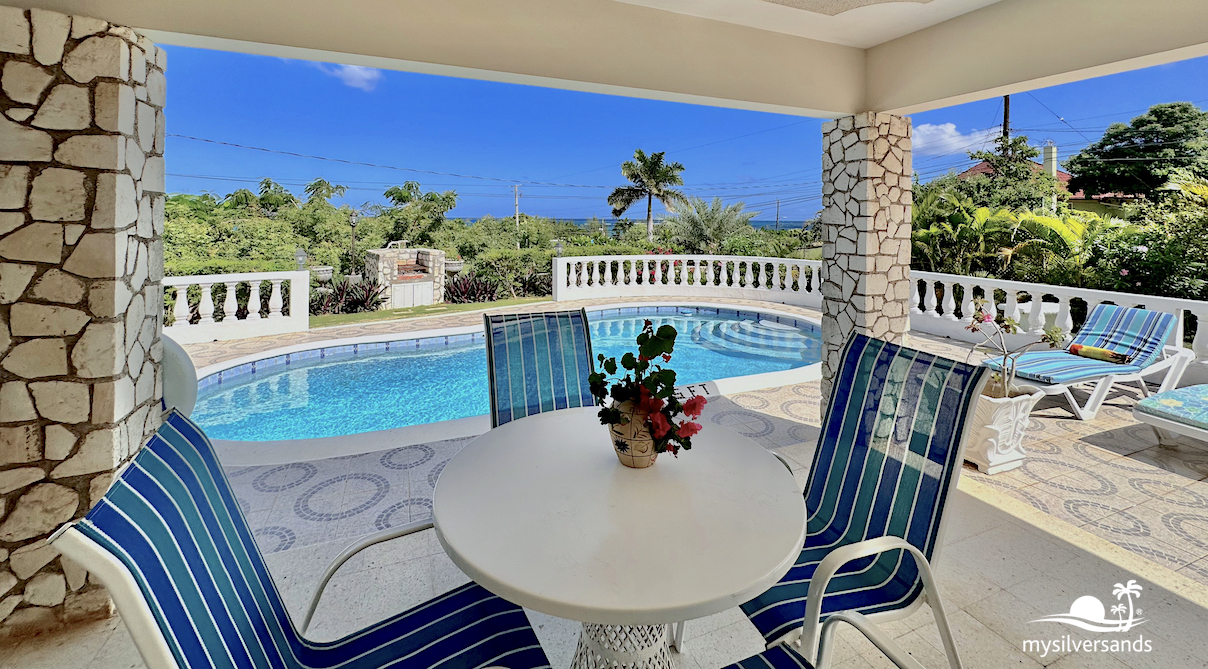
966,384,1045,475
609,400,658,468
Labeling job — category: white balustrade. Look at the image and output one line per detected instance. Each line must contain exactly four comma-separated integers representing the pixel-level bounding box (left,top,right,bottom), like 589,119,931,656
552,255,1208,358
163,270,309,344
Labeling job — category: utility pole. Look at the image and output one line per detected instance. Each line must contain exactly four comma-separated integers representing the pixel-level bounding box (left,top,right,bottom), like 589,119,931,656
774,200,780,231
514,184,521,249
1002,94,1011,157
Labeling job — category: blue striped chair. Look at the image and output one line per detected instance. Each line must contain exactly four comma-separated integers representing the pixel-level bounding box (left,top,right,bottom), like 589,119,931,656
49,410,551,669
484,309,596,428
739,333,988,669
982,303,1192,420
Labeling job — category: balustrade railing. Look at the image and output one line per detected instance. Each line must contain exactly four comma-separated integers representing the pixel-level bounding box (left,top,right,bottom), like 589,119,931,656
552,255,1208,358
162,270,309,344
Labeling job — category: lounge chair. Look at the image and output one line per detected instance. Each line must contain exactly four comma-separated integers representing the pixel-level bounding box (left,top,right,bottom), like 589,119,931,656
739,332,989,669
484,309,596,427
49,410,551,669
983,303,1192,420
1134,384,1208,445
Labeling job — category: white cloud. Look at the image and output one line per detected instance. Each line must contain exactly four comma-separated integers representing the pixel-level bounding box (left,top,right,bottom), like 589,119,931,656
312,63,383,92
913,123,999,156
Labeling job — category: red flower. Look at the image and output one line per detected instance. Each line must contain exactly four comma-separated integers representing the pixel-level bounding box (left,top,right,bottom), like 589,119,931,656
682,395,707,418
637,386,665,414
639,355,651,363
661,353,672,362
649,411,672,439
676,421,702,438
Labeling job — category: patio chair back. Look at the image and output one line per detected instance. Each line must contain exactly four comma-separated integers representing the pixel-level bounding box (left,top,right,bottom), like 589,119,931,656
1067,303,1176,368
484,309,596,428
68,410,305,669
743,333,987,641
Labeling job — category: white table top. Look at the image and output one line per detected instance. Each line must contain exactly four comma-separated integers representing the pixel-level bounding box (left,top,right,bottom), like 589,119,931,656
432,407,807,625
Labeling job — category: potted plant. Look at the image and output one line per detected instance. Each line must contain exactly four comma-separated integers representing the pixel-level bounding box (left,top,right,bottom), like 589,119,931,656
588,320,707,468
445,255,465,275
965,297,1066,474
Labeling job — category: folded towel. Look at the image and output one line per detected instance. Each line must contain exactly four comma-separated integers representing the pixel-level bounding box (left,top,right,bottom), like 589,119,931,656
1069,343,1130,364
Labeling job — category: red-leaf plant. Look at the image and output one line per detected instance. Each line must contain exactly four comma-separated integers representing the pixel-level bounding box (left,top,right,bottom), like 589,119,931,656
588,320,707,456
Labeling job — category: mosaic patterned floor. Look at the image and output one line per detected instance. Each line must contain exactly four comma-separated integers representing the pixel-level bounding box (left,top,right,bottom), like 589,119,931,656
200,301,1208,591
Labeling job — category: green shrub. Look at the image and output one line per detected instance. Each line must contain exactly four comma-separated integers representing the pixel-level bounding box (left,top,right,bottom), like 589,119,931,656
166,258,296,276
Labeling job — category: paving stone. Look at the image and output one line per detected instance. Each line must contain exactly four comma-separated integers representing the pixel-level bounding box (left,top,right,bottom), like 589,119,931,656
62,230,127,278
4,107,33,122
0,466,44,495
30,380,91,423
10,539,57,579
0,483,78,541
30,269,86,304
0,222,62,263
29,168,86,221
54,134,125,170
50,427,120,479
71,321,124,377
44,424,76,460
0,165,30,209
63,34,128,83
0,425,39,465
94,82,135,134
1,338,67,378
63,224,85,246
23,572,66,606
9,303,89,337
91,173,138,229
0,5,30,54
0,262,36,303
1,60,52,105
0,115,53,162
30,9,70,65
0,382,37,422
0,211,24,235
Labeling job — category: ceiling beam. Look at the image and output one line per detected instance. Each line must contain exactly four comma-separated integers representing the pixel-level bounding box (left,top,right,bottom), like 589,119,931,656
866,0,1208,115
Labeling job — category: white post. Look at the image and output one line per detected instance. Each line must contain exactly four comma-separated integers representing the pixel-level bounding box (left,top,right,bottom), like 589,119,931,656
172,286,191,327
1192,308,1208,358
268,280,284,319
923,279,939,317
941,281,958,321
222,281,239,323
1028,292,1047,334
198,283,216,325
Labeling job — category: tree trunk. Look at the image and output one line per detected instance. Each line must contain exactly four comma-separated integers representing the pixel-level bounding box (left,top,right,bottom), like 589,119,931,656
646,194,654,244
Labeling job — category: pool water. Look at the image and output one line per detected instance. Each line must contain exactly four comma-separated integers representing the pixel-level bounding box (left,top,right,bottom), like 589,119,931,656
193,308,821,441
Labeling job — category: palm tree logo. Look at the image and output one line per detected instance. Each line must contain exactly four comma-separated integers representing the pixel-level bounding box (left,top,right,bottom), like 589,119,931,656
1112,580,1143,632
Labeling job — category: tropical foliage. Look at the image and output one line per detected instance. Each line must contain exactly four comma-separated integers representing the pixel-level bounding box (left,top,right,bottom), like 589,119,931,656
664,197,759,254
608,149,687,243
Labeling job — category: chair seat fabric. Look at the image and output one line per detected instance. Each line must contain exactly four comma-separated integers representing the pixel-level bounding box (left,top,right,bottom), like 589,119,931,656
722,643,815,669
78,411,550,669
485,309,595,428
1066,303,1175,369
983,350,1143,385
1136,385,1208,432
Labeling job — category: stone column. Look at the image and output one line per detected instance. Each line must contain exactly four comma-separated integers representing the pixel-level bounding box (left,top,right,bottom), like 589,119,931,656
819,112,912,401
0,7,166,636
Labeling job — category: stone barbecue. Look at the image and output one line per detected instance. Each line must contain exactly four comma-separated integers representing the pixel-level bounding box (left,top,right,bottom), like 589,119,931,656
364,245,446,309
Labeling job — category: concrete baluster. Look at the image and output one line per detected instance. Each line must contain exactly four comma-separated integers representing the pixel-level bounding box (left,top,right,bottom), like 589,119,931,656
909,279,922,315
268,280,284,319
172,285,191,327
222,281,239,323
1002,290,1021,328
1056,296,1075,334
941,281,958,321
923,279,939,317
1028,292,1047,335
1192,308,1208,359
198,283,216,325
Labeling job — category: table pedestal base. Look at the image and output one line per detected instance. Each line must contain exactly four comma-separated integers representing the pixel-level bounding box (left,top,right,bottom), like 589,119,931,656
570,623,672,669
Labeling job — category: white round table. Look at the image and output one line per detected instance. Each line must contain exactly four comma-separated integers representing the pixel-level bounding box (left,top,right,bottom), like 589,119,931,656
432,407,806,669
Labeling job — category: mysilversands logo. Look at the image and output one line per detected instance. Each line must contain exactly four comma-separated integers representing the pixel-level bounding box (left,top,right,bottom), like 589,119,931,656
1024,580,1154,658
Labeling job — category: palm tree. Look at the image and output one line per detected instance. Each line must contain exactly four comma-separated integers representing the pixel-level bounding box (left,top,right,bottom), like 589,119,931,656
222,188,260,212
1015,211,1130,287
608,149,687,243
257,178,299,215
383,181,459,244
304,178,348,205
665,197,758,254
1112,579,1142,631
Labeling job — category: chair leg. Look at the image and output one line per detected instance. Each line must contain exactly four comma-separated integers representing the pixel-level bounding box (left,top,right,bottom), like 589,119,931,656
670,621,686,652
1064,376,1116,421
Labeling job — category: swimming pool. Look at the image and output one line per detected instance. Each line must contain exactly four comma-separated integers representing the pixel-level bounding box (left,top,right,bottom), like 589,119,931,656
193,306,821,441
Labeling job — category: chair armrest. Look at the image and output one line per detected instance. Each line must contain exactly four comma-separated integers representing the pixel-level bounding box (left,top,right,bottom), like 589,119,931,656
800,536,959,669
301,519,433,633
815,611,927,669
1151,346,1194,393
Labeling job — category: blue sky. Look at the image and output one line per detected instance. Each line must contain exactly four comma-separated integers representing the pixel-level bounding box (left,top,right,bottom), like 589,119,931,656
164,47,1208,222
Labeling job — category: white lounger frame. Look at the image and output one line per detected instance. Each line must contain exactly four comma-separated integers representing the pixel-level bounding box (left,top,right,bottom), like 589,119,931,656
1029,346,1193,421
1132,406,1208,446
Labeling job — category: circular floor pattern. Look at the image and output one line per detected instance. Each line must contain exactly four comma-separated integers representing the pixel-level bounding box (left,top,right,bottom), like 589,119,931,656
374,498,435,531
1084,509,1150,537
734,395,771,411
428,460,450,490
293,473,391,522
252,463,318,493
255,526,297,553
779,400,818,423
380,444,436,471
1161,513,1208,552
1062,499,1125,525
1020,458,1117,497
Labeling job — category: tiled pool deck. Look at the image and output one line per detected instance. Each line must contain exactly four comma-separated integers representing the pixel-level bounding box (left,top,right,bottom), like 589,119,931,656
5,296,1208,669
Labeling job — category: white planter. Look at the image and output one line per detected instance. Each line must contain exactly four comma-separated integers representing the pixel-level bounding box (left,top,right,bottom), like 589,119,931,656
965,385,1044,475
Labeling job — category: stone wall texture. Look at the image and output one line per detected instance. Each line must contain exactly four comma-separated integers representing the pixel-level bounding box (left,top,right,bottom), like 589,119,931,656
0,7,165,636
819,112,912,400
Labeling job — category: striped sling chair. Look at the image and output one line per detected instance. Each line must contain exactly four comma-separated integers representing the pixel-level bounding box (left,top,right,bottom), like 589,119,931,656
484,309,596,428
739,333,988,669
49,410,551,669
982,303,1192,420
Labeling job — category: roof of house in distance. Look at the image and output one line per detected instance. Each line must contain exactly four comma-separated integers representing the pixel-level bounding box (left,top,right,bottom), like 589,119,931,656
957,160,1137,201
